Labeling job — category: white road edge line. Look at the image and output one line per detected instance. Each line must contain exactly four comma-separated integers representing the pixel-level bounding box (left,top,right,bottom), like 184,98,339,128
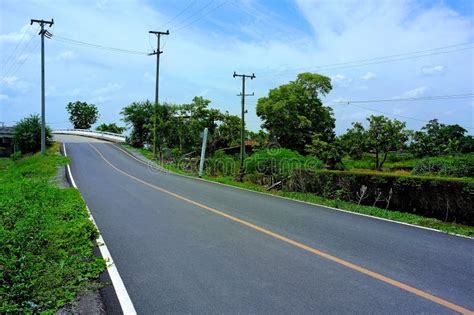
63,143,137,315
113,143,472,240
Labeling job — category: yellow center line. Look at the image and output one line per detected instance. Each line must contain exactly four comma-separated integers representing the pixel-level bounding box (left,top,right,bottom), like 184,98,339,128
88,143,473,314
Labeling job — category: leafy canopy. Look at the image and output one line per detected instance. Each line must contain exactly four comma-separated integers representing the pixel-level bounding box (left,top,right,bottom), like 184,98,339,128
96,122,126,134
256,72,335,153
66,101,99,129
13,114,52,154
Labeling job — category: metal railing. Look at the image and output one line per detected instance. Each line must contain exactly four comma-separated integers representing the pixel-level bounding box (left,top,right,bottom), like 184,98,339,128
52,129,126,143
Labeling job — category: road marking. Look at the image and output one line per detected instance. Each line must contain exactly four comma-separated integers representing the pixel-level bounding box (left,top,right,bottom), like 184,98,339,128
63,143,137,315
111,143,471,239
89,143,473,314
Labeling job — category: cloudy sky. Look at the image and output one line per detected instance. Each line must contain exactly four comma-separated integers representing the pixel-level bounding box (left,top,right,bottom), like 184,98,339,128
1,0,473,134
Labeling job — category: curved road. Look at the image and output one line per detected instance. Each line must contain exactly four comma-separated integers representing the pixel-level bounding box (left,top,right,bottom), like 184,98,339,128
58,135,474,314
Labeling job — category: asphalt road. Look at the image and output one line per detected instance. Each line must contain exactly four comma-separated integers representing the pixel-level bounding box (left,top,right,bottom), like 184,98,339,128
58,135,474,314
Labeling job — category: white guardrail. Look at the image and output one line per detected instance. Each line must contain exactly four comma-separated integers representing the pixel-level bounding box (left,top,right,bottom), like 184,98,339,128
52,129,126,143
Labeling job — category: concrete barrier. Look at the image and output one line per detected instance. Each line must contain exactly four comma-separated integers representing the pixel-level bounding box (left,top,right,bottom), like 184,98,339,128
53,129,126,143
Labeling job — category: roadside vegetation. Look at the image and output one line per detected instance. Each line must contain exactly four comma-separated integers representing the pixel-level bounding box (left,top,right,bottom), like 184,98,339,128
0,143,105,313
118,72,473,235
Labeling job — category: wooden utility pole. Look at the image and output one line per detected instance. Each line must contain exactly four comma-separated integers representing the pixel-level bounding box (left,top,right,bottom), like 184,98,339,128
31,18,54,154
148,30,169,160
233,71,255,179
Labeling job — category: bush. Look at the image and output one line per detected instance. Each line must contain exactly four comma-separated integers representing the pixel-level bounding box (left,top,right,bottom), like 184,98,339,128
244,148,323,176
206,150,239,176
412,155,474,178
0,144,105,313
13,114,52,154
281,169,474,225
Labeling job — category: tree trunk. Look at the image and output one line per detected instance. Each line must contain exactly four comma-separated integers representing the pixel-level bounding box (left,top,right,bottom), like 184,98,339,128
375,150,380,169
380,152,388,168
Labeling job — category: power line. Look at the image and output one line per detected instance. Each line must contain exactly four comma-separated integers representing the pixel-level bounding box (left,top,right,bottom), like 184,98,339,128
2,26,39,77
173,0,229,33
330,95,474,130
50,34,148,55
160,0,197,29
2,31,41,78
258,42,474,77
2,25,32,71
169,0,214,31
329,93,474,105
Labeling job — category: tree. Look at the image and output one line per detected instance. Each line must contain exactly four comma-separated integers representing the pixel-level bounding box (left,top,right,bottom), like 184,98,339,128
339,122,367,160
96,123,126,134
13,114,52,154
66,101,99,129
212,112,241,150
305,133,344,169
150,103,175,162
366,115,408,169
256,72,335,153
410,119,472,156
121,101,154,147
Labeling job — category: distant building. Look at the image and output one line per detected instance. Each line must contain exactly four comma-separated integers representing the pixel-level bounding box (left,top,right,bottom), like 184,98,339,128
0,126,14,157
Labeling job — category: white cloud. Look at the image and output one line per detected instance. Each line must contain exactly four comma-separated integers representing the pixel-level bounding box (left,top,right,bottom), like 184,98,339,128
0,76,19,86
360,72,376,80
0,24,32,43
93,83,122,95
0,94,9,100
401,86,428,98
144,72,154,82
57,51,77,61
421,65,445,75
331,74,352,87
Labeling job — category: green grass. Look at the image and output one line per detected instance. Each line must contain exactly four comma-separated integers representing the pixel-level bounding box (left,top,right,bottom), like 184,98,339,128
1,143,105,313
120,145,473,237
343,152,418,171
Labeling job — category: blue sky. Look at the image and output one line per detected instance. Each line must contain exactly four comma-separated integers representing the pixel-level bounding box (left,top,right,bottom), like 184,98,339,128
1,0,473,134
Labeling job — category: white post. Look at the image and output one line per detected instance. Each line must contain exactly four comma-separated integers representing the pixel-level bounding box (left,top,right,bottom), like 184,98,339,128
199,127,208,177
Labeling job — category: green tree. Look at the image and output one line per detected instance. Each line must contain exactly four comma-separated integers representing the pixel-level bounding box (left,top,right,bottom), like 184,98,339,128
96,123,126,134
305,133,344,169
13,114,52,154
366,115,408,169
150,103,176,162
66,101,99,129
340,122,367,160
174,96,224,154
121,101,154,147
212,112,241,150
410,119,472,156
256,72,335,153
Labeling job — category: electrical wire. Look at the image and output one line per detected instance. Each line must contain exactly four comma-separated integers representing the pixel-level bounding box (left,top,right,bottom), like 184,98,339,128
169,0,215,31
2,24,32,71
329,93,474,105
258,42,474,77
2,26,39,77
50,34,148,55
329,94,474,130
2,31,41,78
160,0,197,29
172,0,229,33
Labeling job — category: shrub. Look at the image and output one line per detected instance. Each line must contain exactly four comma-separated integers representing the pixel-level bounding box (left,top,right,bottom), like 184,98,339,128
244,148,323,176
0,145,105,313
13,114,52,154
206,150,239,176
412,155,474,177
281,169,473,225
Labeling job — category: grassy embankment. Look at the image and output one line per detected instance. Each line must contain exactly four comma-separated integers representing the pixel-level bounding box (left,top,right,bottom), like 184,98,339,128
0,143,105,313
120,144,474,237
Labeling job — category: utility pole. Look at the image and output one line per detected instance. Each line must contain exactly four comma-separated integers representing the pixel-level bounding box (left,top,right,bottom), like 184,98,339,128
31,18,54,155
233,71,255,179
148,30,169,160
